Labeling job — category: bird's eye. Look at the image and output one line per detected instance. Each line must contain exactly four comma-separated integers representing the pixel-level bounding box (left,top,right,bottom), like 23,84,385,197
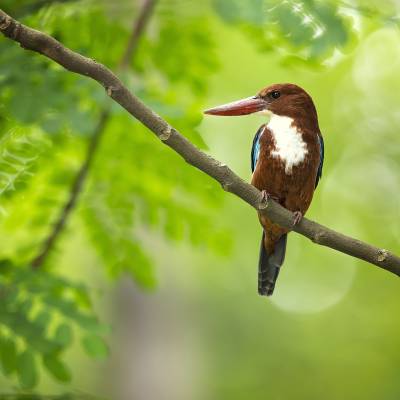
270,90,280,99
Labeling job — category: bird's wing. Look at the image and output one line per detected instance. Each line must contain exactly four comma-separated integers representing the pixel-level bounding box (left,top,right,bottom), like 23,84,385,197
251,124,265,172
315,134,324,188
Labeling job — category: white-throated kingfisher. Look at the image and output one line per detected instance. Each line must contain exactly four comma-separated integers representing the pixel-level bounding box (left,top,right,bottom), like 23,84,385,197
204,83,324,296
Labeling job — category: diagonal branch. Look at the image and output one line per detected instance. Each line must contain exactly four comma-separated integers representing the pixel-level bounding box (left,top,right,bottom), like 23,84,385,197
1,9,399,277
119,0,157,70
30,0,157,268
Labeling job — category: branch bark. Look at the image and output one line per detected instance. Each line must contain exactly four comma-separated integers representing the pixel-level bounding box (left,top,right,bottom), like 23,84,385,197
1,9,399,277
30,0,157,268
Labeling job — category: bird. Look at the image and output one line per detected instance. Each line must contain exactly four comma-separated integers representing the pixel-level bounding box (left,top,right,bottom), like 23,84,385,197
204,83,324,296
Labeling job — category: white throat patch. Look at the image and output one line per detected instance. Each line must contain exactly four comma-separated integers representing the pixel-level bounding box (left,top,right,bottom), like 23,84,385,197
267,114,308,174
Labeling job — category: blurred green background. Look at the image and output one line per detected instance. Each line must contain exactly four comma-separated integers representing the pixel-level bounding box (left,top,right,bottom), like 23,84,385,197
0,0,400,399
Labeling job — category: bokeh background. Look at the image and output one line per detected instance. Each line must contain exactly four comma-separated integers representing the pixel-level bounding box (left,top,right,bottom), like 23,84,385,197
0,0,400,399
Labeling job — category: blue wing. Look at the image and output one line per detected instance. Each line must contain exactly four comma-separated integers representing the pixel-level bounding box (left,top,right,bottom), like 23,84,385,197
251,125,265,172
315,134,324,188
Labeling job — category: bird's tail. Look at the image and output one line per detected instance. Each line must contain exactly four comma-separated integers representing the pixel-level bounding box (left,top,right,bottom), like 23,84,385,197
258,231,287,296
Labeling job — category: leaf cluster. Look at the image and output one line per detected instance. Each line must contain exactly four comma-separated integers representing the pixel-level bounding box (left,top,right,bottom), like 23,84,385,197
0,260,108,390
0,0,226,391
213,0,399,65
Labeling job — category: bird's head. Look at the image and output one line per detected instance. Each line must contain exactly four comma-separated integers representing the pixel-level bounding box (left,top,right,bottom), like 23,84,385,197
204,83,318,126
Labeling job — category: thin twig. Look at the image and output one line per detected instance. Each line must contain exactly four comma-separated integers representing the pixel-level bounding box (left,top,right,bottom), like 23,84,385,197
30,0,157,268
119,0,157,69
31,110,109,268
1,8,399,276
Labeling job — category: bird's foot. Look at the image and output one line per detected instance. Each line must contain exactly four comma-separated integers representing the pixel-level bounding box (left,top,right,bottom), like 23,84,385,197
292,211,303,226
260,190,279,203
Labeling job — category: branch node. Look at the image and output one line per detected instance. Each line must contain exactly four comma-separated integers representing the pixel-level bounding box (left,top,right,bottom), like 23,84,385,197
0,15,11,31
219,163,230,172
377,249,388,262
13,22,21,41
106,85,117,96
312,231,326,244
221,181,233,192
159,126,172,141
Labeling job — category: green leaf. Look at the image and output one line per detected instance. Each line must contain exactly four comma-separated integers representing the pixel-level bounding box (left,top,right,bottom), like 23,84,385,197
74,287,92,309
81,334,109,359
0,125,51,201
213,0,264,25
54,323,73,347
20,298,32,314
213,0,353,63
42,354,72,383
0,259,14,275
17,350,38,389
0,337,17,375
34,310,52,330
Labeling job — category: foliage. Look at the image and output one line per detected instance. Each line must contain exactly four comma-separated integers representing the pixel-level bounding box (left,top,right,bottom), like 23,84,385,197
0,260,106,390
0,0,399,397
0,124,50,203
0,0,225,393
213,0,399,65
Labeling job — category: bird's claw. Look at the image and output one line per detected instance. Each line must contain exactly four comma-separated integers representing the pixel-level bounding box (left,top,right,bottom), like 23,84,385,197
292,211,303,226
260,190,279,203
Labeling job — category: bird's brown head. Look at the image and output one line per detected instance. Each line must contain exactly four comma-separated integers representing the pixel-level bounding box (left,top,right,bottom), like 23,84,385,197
204,83,318,128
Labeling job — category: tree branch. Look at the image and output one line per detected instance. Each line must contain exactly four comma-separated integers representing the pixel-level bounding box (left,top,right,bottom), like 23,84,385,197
1,9,399,277
30,110,109,268
30,0,157,268
119,0,157,70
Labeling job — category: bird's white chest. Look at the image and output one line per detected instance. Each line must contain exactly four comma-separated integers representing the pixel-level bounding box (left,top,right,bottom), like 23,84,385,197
267,114,308,174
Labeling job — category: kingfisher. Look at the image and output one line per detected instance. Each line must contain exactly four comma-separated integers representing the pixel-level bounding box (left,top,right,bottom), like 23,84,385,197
204,83,324,296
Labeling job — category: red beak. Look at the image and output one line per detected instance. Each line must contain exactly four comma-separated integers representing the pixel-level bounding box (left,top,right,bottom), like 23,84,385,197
204,96,267,116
